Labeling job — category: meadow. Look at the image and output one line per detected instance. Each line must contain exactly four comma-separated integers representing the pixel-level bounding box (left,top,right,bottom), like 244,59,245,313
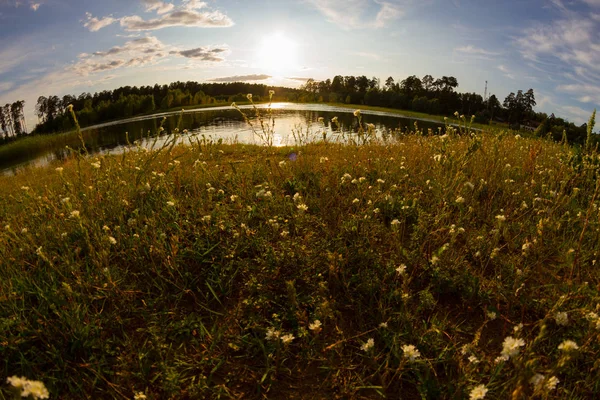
1,103,600,399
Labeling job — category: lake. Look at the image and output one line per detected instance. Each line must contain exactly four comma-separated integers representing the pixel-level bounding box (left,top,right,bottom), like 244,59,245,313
1,103,447,175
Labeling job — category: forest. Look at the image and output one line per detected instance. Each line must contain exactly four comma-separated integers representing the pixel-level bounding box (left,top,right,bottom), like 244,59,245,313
0,75,592,146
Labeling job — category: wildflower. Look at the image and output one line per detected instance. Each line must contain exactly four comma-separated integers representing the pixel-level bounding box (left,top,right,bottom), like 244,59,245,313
391,219,400,226
331,116,338,124
7,376,49,399
231,102,236,107
501,336,525,359
91,162,101,169
545,376,559,391
430,255,440,265
265,328,281,341
557,340,579,352
297,203,309,212
230,195,239,202
166,201,175,207
468,355,480,364
280,230,289,237
367,123,375,129
246,93,253,100
361,338,375,352
377,179,385,184
402,344,421,361
318,117,324,123
495,215,506,222
396,264,407,275
202,215,212,223
281,333,295,344
279,161,286,166
293,193,302,203
309,320,322,332
21,186,30,191
555,312,569,326
108,236,117,245
354,109,361,117
320,157,329,163
586,311,598,322
469,384,488,400
528,373,545,392
455,196,465,204
55,167,63,173
134,393,147,400
269,90,275,96
379,322,388,328
70,210,80,218
454,111,460,117
21,228,28,234
433,154,442,162
352,198,360,204
487,311,497,320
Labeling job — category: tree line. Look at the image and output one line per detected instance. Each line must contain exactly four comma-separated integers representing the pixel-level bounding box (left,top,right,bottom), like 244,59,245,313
0,75,593,146
0,101,27,141
297,74,590,144
31,82,302,135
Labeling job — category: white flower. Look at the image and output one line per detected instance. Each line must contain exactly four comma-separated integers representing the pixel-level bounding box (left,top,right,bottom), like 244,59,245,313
402,344,421,361
70,210,80,218
230,195,239,202
557,340,579,352
377,179,385,184
320,157,329,163
361,338,375,352
246,93,253,100
309,320,322,332
501,336,525,359
265,328,281,341
495,214,506,222
396,264,407,275
391,219,400,226
353,198,360,204
269,90,275,96
430,256,440,265
202,215,212,223
455,196,465,204
379,322,388,328
353,109,361,117
108,236,117,245
433,154,442,162
55,167,63,173
545,376,559,391
134,392,147,400
297,203,308,212
469,384,488,400
529,373,545,392
281,334,295,344
91,162,101,169
555,312,568,326
468,355,479,364
167,201,175,207
487,311,497,320
7,376,49,399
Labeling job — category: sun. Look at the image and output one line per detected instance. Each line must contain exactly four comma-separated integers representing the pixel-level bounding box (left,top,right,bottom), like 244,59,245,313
256,32,298,76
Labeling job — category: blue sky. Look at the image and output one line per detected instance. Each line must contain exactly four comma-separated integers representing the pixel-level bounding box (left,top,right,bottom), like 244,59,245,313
0,0,599,127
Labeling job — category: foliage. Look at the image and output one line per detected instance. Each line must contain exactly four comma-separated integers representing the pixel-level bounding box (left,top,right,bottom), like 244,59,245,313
1,118,600,399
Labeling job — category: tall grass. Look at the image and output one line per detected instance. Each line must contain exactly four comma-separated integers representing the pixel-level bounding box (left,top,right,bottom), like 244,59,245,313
1,108,600,399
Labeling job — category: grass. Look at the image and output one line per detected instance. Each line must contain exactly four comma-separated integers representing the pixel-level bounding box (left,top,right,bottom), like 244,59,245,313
1,117,600,399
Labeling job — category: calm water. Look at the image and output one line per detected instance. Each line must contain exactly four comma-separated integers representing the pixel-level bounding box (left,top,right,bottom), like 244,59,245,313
2,103,446,175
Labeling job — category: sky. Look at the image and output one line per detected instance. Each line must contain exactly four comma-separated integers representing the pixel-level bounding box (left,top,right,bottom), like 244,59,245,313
0,0,599,128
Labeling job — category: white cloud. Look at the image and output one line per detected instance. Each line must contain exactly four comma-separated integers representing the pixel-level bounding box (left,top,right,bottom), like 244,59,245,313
83,12,118,32
30,2,39,10
306,0,404,29
142,0,174,14
455,45,501,56
0,81,15,92
72,36,229,75
210,74,272,82
120,9,233,31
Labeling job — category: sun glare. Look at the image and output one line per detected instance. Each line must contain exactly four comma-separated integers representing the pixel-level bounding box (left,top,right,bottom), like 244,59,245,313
257,33,298,76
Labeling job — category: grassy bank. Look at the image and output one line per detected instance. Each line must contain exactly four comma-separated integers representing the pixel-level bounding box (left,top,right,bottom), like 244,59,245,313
1,127,600,399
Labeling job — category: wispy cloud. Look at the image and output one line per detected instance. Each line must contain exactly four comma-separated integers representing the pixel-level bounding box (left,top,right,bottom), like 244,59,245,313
210,74,271,82
72,36,229,75
455,45,500,57
83,12,118,32
0,0,42,10
85,0,234,32
306,0,404,29
142,0,174,15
